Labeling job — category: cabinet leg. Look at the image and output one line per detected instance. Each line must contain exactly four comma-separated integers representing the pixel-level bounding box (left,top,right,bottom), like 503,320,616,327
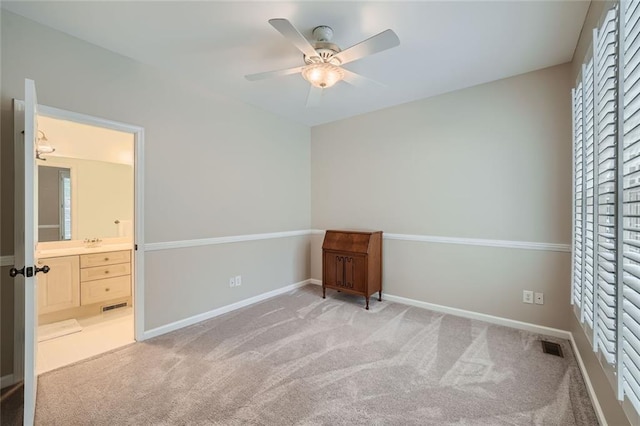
378,290,382,302
365,297,370,310
322,286,326,299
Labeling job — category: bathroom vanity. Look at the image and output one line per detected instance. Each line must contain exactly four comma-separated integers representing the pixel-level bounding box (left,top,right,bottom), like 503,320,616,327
36,241,133,325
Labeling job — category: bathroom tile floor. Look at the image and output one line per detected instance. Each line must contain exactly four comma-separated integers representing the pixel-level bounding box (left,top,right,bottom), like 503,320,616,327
37,307,134,374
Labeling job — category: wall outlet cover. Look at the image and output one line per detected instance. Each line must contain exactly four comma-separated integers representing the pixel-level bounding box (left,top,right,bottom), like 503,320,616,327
535,292,544,305
229,277,235,287
235,275,242,286
523,290,534,304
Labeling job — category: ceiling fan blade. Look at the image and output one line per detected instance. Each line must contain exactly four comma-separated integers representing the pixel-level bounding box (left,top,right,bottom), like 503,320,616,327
334,29,400,65
269,18,319,60
341,69,385,89
306,86,322,108
245,66,304,81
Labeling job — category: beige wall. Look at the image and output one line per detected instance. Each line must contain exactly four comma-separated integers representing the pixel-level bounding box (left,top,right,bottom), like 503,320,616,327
39,157,134,241
311,64,573,330
0,11,311,377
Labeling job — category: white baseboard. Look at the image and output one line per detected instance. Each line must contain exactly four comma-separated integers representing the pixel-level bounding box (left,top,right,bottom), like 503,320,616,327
569,335,607,426
310,279,569,338
1,374,15,389
142,279,312,340
382,293,571,339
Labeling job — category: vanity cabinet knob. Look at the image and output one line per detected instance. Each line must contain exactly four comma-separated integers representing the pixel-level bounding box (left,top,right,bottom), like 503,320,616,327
104,257,109,261
105,288,110,292
104,270,109,274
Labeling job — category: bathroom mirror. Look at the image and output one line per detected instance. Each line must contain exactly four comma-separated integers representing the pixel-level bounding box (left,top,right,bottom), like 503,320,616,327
37,159,134,242
38,165,72,242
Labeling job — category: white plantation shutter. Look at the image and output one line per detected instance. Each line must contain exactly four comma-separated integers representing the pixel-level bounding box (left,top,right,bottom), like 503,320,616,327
621,0,640,411
594,7,619,364
584,58,596,329
573,83,585,308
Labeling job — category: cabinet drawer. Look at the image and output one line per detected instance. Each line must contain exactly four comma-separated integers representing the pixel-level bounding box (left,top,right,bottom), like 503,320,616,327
80,250,130,268
81,275,131,305
81,262,131,282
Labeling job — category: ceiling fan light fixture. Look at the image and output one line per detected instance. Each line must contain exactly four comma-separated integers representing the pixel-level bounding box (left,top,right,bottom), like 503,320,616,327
301,62,344,89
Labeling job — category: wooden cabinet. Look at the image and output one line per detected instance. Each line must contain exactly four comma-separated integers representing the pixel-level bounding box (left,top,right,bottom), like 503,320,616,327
37,249,132,322
80,250,131,305
322,230,382,310
38,255,80,315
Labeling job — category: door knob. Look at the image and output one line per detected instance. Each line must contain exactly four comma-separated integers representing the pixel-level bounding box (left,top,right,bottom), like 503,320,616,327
9,265,48,277
35,265,50,275
9,267,25,277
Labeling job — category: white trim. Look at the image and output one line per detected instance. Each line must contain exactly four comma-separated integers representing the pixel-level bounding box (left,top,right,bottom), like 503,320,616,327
1,255,14,267
142,279,312,340
39,103,146,343
379,293,572,338
134,128,145,342
570,334,608,426
146,229,569,253
383,233,570,253
311,279,571,338
144,230,311,252
0,374,16,389
14,101,147,361
38,104,145,135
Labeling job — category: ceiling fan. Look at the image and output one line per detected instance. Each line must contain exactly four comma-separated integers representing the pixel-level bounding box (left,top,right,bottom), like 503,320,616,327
245,18,400,107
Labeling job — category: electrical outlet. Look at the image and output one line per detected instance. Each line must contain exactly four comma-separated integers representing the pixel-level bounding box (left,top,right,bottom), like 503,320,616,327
535,292,544,305
235,275,242,286
523,290,534,304
229,277,235,287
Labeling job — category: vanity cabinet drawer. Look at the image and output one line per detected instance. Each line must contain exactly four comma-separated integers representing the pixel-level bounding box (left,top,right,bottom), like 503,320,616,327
81,263,131,282
80,250,130,268
81,275,131,305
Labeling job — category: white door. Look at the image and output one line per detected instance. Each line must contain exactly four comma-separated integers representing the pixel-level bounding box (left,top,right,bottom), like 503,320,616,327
12,78,41,426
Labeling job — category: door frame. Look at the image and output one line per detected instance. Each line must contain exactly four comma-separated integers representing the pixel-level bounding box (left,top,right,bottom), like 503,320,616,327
13,103,146,382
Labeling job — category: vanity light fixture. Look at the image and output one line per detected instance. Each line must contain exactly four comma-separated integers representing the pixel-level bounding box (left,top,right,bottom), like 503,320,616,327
36,130,55,160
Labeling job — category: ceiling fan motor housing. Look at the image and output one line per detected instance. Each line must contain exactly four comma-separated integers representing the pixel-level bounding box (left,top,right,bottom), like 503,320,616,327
303,26,342,65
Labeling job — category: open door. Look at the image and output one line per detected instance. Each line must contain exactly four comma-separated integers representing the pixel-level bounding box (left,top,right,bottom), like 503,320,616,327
11,78,49,425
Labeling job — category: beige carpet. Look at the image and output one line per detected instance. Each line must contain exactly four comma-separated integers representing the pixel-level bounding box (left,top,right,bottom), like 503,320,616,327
34,285,597,425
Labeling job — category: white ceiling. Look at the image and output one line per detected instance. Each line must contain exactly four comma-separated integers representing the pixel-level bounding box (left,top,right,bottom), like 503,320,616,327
3,1,590,126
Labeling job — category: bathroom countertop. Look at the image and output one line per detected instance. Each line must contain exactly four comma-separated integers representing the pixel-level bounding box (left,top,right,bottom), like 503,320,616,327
37,243,133,259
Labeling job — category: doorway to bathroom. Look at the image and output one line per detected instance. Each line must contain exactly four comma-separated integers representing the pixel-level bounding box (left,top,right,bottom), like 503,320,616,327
19,106,144,375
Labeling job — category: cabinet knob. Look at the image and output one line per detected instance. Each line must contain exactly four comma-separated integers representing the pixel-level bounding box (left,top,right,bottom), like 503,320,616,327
105,288,110,292
104,270,109,274
104,257,109,261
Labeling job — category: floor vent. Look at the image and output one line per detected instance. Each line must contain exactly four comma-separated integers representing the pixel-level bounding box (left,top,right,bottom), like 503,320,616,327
541,340,564,357
102,302,127,313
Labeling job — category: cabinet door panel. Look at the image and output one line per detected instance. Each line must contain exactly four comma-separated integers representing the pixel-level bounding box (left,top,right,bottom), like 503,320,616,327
344,255,366,292
38,256,80,314
324,252,343,287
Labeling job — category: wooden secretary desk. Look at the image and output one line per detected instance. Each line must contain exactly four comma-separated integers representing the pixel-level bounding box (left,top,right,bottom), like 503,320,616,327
322,230,383,310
